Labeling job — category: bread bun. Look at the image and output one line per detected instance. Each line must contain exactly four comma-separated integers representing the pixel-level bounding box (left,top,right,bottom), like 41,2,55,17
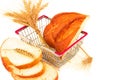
43,12,87,53
11,62,58,80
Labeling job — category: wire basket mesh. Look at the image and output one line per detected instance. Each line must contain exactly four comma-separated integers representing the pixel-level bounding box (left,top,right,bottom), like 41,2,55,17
15,15,88,67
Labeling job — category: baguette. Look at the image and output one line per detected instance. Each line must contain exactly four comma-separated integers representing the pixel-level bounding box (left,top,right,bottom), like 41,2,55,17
11,62,58,80
43,12,87,53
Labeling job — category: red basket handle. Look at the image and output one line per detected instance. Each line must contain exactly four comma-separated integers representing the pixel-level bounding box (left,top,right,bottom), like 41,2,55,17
15,26,27,34
38,15,51,20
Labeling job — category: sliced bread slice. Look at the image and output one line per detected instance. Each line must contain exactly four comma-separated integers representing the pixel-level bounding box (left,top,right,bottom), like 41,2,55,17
0,38,42,69
1,48,42,69
10,61,44,78
11,62,58,80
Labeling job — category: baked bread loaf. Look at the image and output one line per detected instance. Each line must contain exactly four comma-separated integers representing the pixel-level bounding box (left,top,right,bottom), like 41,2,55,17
11,62,58,80
43,12,87,53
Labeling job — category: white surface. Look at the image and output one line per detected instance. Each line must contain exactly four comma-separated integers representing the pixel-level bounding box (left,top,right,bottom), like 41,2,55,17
0,0,120,80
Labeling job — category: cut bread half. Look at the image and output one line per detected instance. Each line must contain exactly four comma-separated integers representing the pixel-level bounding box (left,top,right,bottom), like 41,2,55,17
0,38,42,69
43,12,88,53
11,62,58,80
10,61,44,78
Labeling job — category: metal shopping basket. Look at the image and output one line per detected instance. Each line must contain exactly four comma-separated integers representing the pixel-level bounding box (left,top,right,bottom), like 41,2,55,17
15,15,88,67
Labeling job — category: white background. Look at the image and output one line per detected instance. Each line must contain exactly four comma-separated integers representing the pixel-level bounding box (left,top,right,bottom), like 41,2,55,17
0,0,120,80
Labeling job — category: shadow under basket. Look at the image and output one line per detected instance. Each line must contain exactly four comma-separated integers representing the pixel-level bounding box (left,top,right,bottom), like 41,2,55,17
15,15,88,67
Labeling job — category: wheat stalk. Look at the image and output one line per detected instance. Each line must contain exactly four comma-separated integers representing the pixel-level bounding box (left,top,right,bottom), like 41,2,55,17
78,45,93,69
4,0,48,46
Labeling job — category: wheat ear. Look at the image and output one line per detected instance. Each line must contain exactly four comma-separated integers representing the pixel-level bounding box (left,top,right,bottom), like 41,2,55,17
4,0,48,47
77,45,93,69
